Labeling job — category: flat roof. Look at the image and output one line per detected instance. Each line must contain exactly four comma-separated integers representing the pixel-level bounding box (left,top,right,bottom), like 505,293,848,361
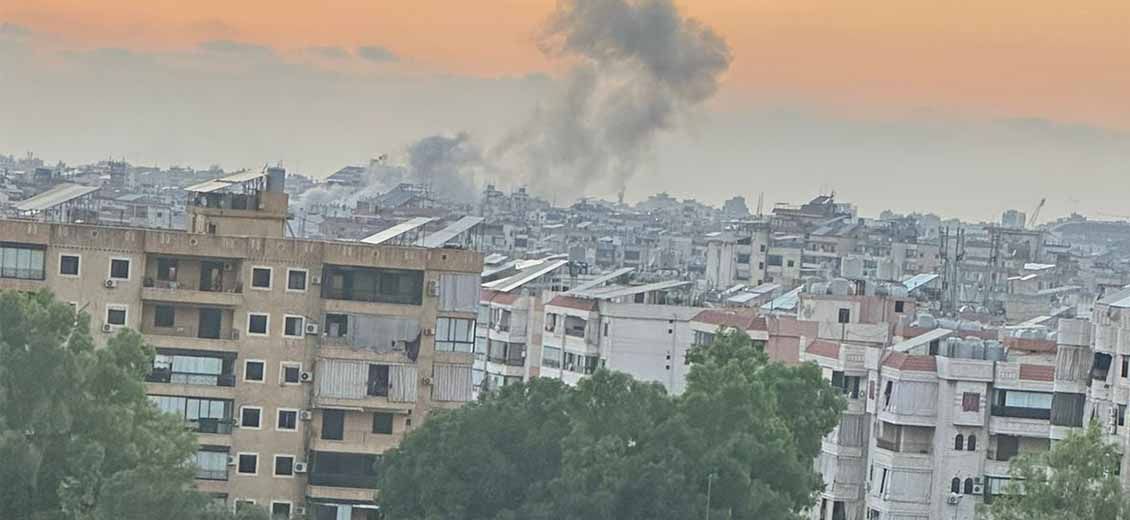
14,183,99,212
360,217,436,245
566,267,634,295
185,169,267,193
891,328,955,353
417,216,485,248
761,287,802,312
572,279,691,300
484,259,569,293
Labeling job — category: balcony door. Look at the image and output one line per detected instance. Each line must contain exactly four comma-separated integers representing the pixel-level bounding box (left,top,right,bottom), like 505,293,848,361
198,308,222,339
200,261,224,292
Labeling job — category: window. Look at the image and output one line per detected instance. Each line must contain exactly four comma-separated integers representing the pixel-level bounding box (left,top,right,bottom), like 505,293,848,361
542,346,562,369
247,313,269,335
894,301,905,313
156,257,178,281
274,455,295,477
1120,405,1127,427
244,360,265,382
277,409,298,431
831,372,862,399
963,478,974,495
270,502,292,520
281,363,302,385
967,435,977,451
234,499,256,512
321,265,424,305
435,317,475,352
0,243,46,280
544,313,557,332
154,305,175,328
962,392,980,412
194,449,228,480
251,267,272,289
373,412,394,434
786,259,795,268
767,254,783,267
59,254,80,276
150,396,233,434
284,315,304,337
367,365,390,397
240,406,262,429
237,453,258,475
322,409,345,440
109,258,131,280
954,434,964,451
837,308,851,324
106,305,127,326
951,477,961,494
1122,355,1129,378
286,269,307,291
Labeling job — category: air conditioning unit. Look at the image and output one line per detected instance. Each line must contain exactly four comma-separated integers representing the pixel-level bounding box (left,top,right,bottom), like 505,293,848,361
223,262,233,272
946,494,961,505
426,280,440,296
294,462,308,474
102,323,113,333
104,279,117,289
311,275,321,285
422,376,433,385
973,484,984,495
299,410,313,421
226,456,237,466
300,371,313,383
423,328,435,336
305,323,319,335
295,507,307,516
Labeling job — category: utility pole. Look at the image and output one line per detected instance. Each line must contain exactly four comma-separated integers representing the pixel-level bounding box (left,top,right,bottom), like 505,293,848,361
705,472,716,520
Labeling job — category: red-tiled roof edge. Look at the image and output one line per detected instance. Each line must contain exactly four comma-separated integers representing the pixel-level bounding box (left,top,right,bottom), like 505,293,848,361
547,295,597,311
1018,364,1055,382
805,340,840,360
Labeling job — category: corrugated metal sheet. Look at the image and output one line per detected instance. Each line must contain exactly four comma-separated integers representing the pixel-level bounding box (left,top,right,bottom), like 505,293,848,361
432,364,472,402
439,273,481,312
389,364,417,402
317,359,367,399
14,183,99,212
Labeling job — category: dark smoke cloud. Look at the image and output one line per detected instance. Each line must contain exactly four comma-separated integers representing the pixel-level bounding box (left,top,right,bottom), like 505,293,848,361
407,133,482,203
493,0,732,198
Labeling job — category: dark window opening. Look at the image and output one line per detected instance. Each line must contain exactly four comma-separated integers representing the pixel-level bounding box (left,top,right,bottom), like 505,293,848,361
321,410,345,440
963,478,974,495
244,361,265,382
274,455,294,476
60,255,80,276
967,435,977,451
894,301,905,313
248,314,268,335
954,434,964,451
321,265,424,305
373,412,394,434
237,454,257,474
962,392,981,412
107,307,127,326
367,364,390,397
284,316,303,337
282,365,301,384
155,305,175,328
287,269,307,291
241,407,261,428
278,410,297,430
251,267,272,288
110,258,130,279
156,258,178,282
951,477,961,494
838,308,851,324
1093,352,1113,380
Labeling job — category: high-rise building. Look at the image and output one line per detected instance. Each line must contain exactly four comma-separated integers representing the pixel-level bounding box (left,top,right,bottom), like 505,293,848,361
0,167,483,519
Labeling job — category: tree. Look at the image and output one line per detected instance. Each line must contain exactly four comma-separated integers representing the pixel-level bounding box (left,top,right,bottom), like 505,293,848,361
0,290,260,520
983,422,1130,520
377,328,845,520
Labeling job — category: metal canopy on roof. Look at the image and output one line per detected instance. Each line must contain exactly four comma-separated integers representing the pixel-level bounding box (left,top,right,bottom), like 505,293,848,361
417,216,485,248
902,273,940,293
891,328,955,353
185,169,267,193
14,183,99,212
487,259,569,293
566,267,634,295
361,217,436,245
761,287,802,312
572,279,691,300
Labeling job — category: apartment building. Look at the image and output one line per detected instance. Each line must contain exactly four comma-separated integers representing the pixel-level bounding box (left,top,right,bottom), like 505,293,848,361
0,168,482,519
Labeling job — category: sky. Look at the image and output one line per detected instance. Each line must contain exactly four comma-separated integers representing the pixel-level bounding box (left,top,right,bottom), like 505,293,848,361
1,0,1129,221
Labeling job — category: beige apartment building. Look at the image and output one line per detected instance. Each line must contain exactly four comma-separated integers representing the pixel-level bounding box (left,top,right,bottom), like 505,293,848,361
0,170,482,519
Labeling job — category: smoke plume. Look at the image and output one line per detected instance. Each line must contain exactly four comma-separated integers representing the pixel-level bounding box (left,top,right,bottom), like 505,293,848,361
493,0,732,198
407,133,483,204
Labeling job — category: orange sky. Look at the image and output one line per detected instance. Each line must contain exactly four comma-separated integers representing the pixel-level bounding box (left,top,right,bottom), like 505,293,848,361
4,0,1130,128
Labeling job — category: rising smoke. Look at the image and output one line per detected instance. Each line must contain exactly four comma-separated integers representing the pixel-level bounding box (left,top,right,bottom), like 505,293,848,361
300,0,732,213
493,0,732,199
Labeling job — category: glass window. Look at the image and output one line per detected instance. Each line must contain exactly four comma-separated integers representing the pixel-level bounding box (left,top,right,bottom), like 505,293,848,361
322,410,345,440
1,244,46,280
106,306,127,326
281,364,301,384
154,305,175,328
277,409,298,431
435,317,475,352
237,453,258,475
248,313,269,335
284,316,304,337
156,258,178,281
271,503,291,520
245,360,265,382
372,412,394,434
110,258,130,279
241,407,262,428
274,455,295,476
287,269,307,291
195,450,228,480
251,267,272,288
60,255,80,276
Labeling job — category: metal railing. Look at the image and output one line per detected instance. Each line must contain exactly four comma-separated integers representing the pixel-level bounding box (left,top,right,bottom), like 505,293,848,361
195,468,229,481
307,472,379,489
146,369,236,387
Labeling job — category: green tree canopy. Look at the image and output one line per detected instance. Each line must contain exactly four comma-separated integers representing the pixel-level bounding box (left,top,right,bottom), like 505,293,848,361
983,422,1130,520
0,290,265,520
378,328,845,520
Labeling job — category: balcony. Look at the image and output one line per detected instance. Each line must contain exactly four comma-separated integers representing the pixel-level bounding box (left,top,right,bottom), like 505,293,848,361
308,472,379,489
990,405,1050,421
142,280,243,307
189,417,235,435
145,368,236,388
196,468,229,481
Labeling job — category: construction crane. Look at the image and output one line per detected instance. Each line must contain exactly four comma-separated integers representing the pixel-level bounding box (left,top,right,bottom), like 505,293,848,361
1027,198,1046,229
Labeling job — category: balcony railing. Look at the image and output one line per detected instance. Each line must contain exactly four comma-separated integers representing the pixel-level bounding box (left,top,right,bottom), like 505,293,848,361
190,417,234,434
144,278,242,293
146,369,236,387
876,438,932,454
144,324,238,341
196,468,229,481
307,472,379,489
991,406,1051,420
321,287,421,306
